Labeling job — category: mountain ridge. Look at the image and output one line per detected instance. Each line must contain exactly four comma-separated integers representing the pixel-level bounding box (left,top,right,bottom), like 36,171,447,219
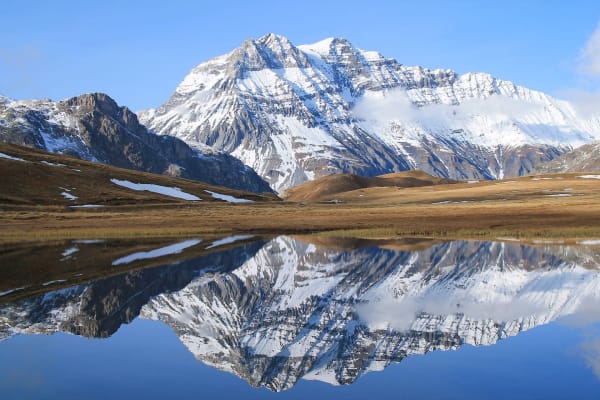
140,33,600,192
0,92,273,193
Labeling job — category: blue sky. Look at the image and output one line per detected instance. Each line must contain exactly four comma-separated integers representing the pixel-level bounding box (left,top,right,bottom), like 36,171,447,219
1,0,600,110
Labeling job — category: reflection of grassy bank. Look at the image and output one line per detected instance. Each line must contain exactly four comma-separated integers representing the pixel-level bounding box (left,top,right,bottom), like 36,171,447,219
0,223,235,243
316,227,600,241
0,235,262,305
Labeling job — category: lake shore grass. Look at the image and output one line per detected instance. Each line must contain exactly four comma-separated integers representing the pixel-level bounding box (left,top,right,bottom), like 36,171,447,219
2,196,600,244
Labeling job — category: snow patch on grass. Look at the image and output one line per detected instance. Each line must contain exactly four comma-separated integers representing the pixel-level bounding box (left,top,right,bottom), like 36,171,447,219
578,175,600,179
61,191,78,200
204,190,254,203
111,179,201,201
112,239,202,266
0,152,26,162
41,161,66,167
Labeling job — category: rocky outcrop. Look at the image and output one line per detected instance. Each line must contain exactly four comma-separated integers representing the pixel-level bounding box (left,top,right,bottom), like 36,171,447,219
140,34,600,192
535,141,600,173
0,93,273,193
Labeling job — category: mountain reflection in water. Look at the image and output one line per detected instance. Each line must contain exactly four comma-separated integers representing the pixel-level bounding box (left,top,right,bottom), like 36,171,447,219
1,236,600,393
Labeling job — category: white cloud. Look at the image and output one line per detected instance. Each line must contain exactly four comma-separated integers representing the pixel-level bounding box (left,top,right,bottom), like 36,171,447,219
351,88,545,124
578,23,600,78
352,89,418,122
558,88,600,119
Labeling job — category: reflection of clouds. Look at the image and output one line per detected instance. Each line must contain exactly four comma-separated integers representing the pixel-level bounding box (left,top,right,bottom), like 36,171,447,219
357,294,546,332
580,333,600,381
560,295,600,328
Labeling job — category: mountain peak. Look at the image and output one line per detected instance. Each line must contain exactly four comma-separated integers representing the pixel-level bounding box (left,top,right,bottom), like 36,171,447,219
298,37,354,57
140,35,600,192
60,92,120,115
255,33,293,47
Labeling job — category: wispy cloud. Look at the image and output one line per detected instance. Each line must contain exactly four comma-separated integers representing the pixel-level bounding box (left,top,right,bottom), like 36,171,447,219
560,22,600,118
577,23,600,78
352,88,545,124
581,337,600,380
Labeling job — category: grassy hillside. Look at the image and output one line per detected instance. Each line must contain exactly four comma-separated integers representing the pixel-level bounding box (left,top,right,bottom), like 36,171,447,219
0,142,279,207
282,170,455,202
2,142,600,242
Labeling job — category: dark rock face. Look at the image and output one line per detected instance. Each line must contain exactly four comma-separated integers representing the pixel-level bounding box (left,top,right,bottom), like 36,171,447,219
534,141,600,173
0,93,273,193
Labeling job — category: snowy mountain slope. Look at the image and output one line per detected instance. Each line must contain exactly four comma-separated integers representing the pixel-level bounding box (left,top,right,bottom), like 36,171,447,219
139,34,600,192
0,93,272,193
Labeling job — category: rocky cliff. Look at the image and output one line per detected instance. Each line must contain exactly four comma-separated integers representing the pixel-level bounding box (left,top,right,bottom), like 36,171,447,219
0,93,272,193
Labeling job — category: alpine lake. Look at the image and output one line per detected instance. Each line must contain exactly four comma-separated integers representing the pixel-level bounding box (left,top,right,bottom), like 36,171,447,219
1,235,600,399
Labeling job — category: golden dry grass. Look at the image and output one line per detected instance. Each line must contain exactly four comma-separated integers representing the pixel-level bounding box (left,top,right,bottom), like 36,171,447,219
2,143,600,243
282,170,455,202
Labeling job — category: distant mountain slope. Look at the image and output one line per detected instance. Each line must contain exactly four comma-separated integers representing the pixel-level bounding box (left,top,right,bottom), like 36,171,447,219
0,93,273,193
139,33,600,192
282,170,454,202
0,142,277,206
535,141,600,173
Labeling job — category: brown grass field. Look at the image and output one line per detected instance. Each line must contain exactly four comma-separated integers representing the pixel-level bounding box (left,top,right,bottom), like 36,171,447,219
2,143,600,243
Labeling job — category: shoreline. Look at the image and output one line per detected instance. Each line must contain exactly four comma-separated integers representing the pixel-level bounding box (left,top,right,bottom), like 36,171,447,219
2,201,600,244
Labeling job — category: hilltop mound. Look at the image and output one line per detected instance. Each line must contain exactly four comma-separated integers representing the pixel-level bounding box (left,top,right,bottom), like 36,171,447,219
282,171,455,202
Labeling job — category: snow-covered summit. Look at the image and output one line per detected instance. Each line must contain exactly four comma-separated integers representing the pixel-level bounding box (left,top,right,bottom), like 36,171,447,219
139,34,600,192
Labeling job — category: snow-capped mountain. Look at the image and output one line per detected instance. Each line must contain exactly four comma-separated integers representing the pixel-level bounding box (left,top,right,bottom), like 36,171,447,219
139,34,600,192
0,93,272,193
2,237,600,391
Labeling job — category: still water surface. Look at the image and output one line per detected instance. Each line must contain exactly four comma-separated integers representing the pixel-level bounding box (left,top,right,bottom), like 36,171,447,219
1,236,600,399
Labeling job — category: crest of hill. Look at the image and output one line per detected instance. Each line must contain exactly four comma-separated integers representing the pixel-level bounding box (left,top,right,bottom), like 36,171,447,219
282,171,456,202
